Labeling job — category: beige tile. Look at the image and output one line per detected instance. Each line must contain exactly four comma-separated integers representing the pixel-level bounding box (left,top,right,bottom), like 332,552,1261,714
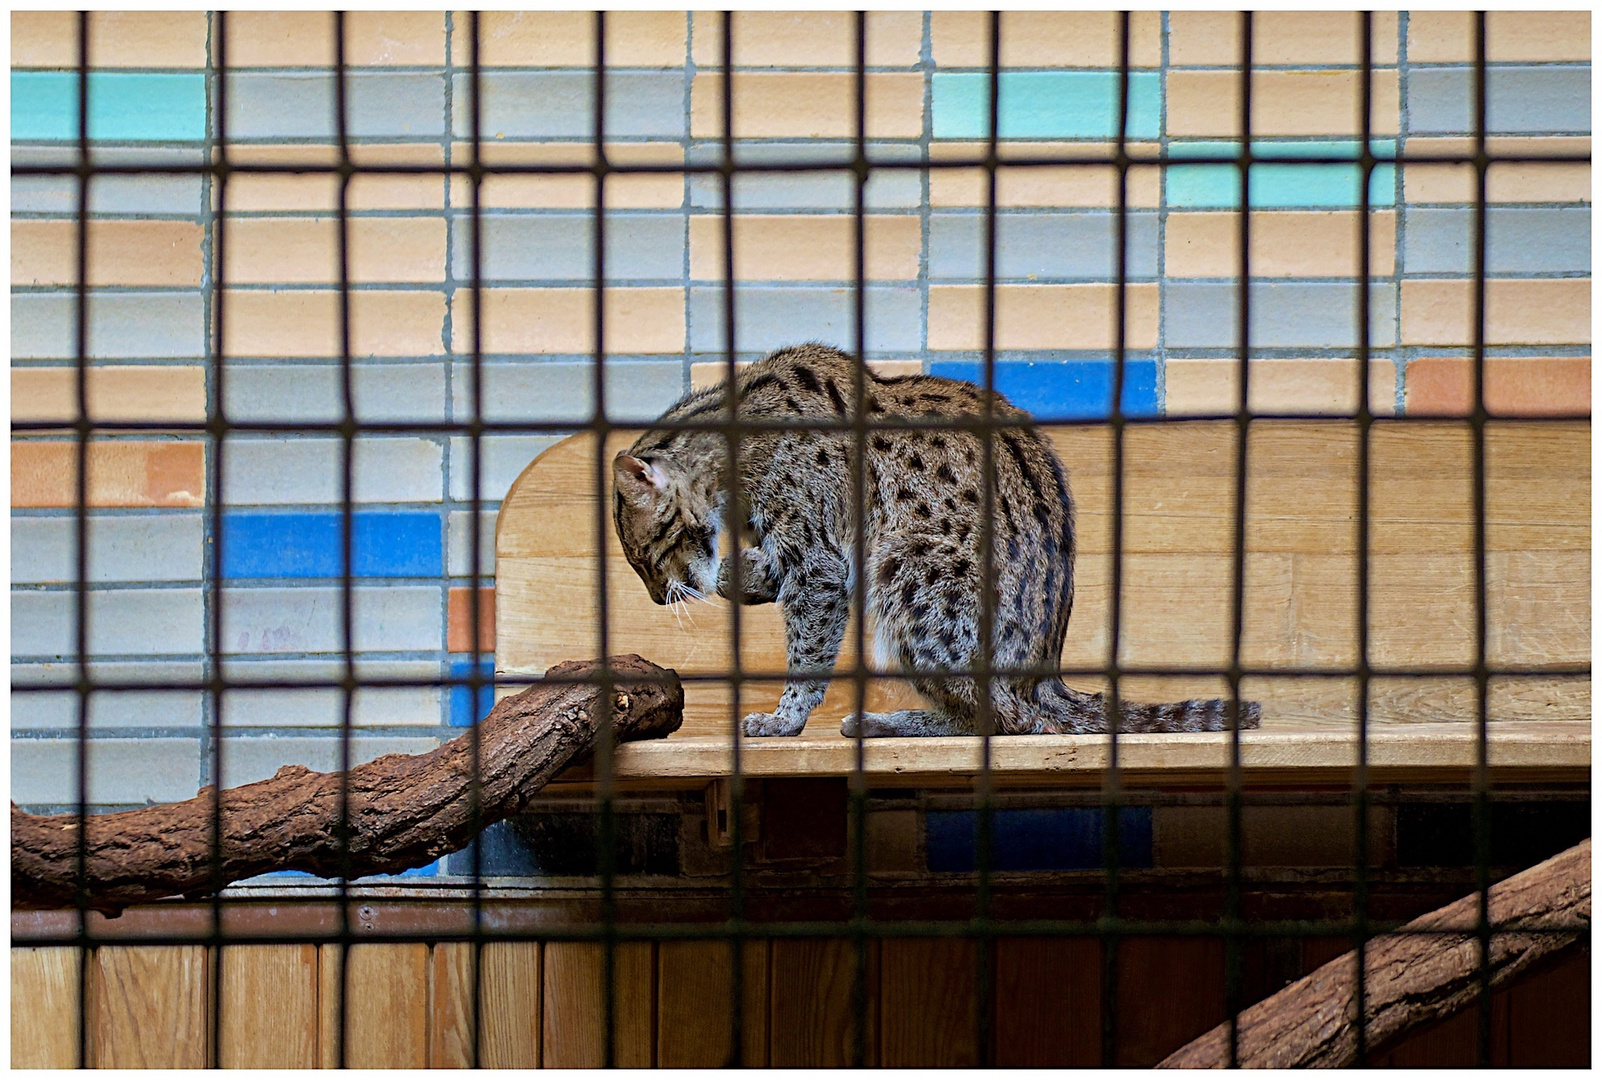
226,11,336,67
1487,11,1589,62
1402,280,1592,347
13,221,204,288
609,11,690,67
1407,11,1473,63
931,12,1161,68
343,11,446,65
13,366,208,425
1165,357,1396,418
223,217,445,285
1402,162,1476,204
1254,12,1380,65
1167,12,1241,66
1164,211,1395,279
931,164,1159,209
13,11,76,67
688,215,920,282
692,11,920,68
224,174,342,213
689,358,920,392
451,287,685,355
89,12,208,67
223,290,447,359
1253,71,1400,138
474,11,592,66
1488,162,1591,204
12,441,206,509
454,140,681,168
691,72,923,140
1167,71,1240,138
928,283,1158,351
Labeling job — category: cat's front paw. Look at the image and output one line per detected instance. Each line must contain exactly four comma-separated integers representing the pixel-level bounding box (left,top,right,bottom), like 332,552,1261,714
741,711,806,737
840,712,892,738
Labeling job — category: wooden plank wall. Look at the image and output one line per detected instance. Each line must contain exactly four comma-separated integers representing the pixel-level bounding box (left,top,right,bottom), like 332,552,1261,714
496,422,1590,735
13,938,1589,1067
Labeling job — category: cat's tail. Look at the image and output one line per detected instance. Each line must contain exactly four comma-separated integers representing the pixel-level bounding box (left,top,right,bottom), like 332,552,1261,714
1033,680,1261,734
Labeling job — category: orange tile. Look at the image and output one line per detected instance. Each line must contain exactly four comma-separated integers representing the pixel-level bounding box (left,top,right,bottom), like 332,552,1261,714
1402,280,1592,347
688,215,920,282
691,72,923,140
1487,11,1589,63
90,11,208,67
225,11,336,67
928,284,1159,351
12,441,206,508
222,290,447,359
344,11,446,65
451,287,685,355
12,366,207,425
1406,357,1591,417
12,221,204,288
447,587,496,653
1165,211,1395,279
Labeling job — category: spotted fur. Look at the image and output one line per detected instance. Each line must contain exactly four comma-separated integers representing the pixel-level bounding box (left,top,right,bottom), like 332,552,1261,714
613,343,1262,737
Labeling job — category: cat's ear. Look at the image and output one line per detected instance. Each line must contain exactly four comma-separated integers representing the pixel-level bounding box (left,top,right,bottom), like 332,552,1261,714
614,453,669,501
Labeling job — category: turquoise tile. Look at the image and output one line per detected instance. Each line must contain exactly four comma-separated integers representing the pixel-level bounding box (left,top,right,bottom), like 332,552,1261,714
933,71,1161,140
12,72,206,141
1166,158,1397,209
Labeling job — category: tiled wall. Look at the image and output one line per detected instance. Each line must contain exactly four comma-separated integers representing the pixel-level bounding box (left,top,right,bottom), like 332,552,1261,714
10,14,1591,841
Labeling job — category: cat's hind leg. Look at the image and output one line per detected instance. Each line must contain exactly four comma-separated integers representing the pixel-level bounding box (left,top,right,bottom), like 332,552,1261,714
841,709,971,738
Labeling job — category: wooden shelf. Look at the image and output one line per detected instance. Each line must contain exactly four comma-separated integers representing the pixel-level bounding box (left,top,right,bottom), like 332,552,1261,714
550,721,1590,788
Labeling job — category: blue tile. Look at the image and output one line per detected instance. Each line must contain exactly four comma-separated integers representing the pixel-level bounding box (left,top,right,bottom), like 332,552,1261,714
689,284,922,355
928,360,1160,421
447,657,496,727
928,211,1160,280
926,807,1153,872
933,71,1161,140
221,511,444,579
12,72,207,141
1409,67,1592,135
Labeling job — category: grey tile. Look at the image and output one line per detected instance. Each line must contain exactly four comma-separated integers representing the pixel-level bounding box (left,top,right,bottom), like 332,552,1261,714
218,734,440,786
449,359,685,424
13,174,204,215
223,363,449,423
218,684,443,728
347,72,449,138
13,293,206,361
929,211,1160,280
449,435,562,501
451,213,686,282
453,72,684,139
447,509,498,576
220,436,445,505
223,72,337,139
1405,207,1592,275
12,688,206,732
12,659,206,688
1165,282,1398,349
12,588,205,659
219,584,441,655
688,284,922,354
12,514,204,584
12,736,202,805
1408,66,1592,135
692,168,921,210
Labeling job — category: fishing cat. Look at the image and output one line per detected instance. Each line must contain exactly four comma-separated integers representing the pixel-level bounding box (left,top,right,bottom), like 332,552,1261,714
612,343,1261,738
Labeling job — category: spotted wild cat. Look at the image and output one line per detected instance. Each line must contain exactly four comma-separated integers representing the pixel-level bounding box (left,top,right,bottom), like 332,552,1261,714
612,343,1262,737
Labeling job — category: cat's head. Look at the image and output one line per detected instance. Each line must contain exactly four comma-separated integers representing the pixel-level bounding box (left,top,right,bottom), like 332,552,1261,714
612,452,720,605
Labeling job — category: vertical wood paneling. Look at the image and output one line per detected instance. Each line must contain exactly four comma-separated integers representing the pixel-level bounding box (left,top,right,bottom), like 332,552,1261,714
541,941,655,1067
318,944,429,1068
880,938,979,1067
1114,938,1226,1066
89,945,209,1068
993,937,1102,1066
657,939,770,1067
431,941,543,1068
11,946,82,1068
769,938,877,1067
217,944,318,1068
1507,951,1590,1068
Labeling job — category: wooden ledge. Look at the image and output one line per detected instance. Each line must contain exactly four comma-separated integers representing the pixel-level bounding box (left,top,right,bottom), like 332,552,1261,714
552,722,1590,788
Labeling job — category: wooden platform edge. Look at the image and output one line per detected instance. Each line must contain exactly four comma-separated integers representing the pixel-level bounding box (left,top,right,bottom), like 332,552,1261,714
549,722,1591,784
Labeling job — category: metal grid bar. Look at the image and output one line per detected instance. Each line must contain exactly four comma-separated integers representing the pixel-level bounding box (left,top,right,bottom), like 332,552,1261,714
20,9,1589,1069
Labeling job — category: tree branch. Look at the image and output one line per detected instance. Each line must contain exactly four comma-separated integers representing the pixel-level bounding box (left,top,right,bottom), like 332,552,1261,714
11,655,682,915
1158,838,1591,1068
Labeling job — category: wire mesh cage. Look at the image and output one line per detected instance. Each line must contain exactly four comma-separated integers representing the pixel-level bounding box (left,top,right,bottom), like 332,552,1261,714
9,9,1592,1068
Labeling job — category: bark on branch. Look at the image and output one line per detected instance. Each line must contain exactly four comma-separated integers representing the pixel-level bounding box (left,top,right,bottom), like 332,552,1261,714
1159,838,1591,1068
11,655,682,915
